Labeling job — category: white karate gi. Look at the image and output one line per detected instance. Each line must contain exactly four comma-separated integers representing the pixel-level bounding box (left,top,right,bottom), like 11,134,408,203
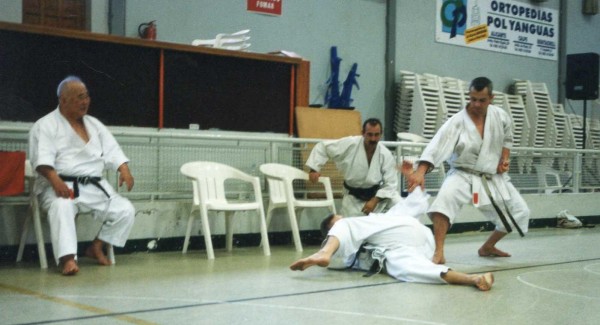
419,105,530,233
327,188,449,284
29,108,135,264
306,136,401,216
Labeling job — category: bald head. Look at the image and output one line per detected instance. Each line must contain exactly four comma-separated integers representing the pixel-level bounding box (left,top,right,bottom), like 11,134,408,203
57,76,90,121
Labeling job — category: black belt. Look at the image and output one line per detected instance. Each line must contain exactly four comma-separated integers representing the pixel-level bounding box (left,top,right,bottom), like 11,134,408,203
349,244,385,277
59,175,110,199
480,174,525,237
343,181,380,201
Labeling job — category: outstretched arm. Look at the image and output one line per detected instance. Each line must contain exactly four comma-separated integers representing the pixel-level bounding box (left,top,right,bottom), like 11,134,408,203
402,161,431,192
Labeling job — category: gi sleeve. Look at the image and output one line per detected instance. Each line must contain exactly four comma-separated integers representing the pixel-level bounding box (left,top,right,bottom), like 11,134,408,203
418,116,460,169
29,120,57,170
305,137,356,172
375,147,399,200
93,119,129,171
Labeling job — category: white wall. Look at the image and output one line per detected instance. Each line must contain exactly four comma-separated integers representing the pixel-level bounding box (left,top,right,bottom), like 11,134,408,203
0,0,598,125
123,0,388,124
0,0,21,23
562,0,600,117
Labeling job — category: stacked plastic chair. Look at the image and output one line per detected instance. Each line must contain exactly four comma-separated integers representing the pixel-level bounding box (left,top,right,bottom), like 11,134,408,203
512,80,574,191
394,71,417,134
493,93,531,173
407,74,444,140
513,80,552,149
439,76,468,121
191,29,251,51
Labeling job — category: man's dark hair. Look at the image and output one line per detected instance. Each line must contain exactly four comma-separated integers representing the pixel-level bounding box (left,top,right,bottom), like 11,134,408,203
470,77,493,96
362,118,383,133
320,213,336,238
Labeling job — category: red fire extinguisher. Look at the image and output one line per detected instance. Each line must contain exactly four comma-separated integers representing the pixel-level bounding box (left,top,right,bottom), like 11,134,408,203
138,21,157,40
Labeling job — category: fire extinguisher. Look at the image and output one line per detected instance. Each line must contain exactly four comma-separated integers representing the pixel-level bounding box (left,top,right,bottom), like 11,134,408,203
138,21,157,40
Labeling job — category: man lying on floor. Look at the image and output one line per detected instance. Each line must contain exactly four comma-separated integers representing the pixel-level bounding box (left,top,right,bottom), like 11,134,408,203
290,162,494,291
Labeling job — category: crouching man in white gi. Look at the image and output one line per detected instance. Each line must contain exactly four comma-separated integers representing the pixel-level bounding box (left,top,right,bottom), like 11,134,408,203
290,163,494,291
29,76,136,275
305,118,401,216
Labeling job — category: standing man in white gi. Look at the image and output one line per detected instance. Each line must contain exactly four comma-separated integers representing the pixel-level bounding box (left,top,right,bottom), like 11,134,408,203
29,76,136,275
290,162,494,291
407,76,530,264
306,118,401,216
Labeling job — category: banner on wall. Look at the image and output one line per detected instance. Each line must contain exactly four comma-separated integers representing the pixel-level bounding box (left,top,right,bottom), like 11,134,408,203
435,0,559,61
247,0,282,16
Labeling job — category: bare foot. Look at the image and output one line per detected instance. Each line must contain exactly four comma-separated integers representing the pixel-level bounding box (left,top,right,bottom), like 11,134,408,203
85,240,111,266
474,272,494,291
478,246,511,257
432,251,446,265
60,255,79,276
290,252,331,271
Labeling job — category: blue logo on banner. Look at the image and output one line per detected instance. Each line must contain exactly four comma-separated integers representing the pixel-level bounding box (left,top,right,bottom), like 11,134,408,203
441,0,468,38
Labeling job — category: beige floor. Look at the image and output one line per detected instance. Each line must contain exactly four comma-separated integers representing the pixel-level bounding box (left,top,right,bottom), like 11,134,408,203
2,226,600,325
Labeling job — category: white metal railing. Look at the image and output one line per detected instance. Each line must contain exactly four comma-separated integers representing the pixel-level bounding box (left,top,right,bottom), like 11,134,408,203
2,123,600,203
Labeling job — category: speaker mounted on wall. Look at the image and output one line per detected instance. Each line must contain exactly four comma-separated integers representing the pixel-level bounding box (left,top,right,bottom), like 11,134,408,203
565,52,599,100
583,0,599,15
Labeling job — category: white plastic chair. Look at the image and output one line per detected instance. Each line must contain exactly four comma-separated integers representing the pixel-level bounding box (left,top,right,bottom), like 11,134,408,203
259,163,336,252
533,163,570,194
180,161,270,259
16,160,115,268
191,29,251,51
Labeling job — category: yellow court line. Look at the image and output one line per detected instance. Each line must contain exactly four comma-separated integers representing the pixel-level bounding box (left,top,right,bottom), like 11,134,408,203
0,282,157,325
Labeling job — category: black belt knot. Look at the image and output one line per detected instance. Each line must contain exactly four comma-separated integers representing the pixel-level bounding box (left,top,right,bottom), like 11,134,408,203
343,181,380,201
59,175,110,199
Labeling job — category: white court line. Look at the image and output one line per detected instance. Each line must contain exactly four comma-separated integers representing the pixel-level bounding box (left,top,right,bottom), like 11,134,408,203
583,263,600,276
57,294,206,304
51,294,447,324
232,301,447,325
517,267,600,300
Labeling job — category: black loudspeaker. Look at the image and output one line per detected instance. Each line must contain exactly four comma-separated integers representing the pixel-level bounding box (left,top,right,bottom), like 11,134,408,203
566,52,599,100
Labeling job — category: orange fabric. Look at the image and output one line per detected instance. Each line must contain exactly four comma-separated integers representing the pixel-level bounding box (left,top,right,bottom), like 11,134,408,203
0,151,26,196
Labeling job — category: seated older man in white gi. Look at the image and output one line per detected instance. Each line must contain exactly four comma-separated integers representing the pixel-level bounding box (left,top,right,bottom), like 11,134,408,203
290,162,494,291
29,76,135,276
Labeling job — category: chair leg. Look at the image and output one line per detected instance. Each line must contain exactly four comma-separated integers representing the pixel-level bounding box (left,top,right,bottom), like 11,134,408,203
287,204,303,252
107,244,115,265
258,208,271,256
16,212,32,263
182,208,196,254
31,202,48,269
200,208,215,259
261,205,275,248
225,211,234,252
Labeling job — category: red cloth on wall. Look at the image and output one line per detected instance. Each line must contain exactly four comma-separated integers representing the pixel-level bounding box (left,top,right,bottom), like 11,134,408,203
0,151,26,196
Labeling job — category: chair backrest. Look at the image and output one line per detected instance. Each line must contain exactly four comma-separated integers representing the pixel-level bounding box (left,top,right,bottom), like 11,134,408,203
260,163,337,205
215,30,251,50
25,159,33,178
259,163,308,205
260,163,308,181
180,161,255,205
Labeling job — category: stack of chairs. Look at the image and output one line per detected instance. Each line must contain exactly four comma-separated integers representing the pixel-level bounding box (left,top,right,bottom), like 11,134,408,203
393,71,417,134
191,29,251,51
493,93,531,173
402,73,445,140
439,76,468,121
513,80,553,149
